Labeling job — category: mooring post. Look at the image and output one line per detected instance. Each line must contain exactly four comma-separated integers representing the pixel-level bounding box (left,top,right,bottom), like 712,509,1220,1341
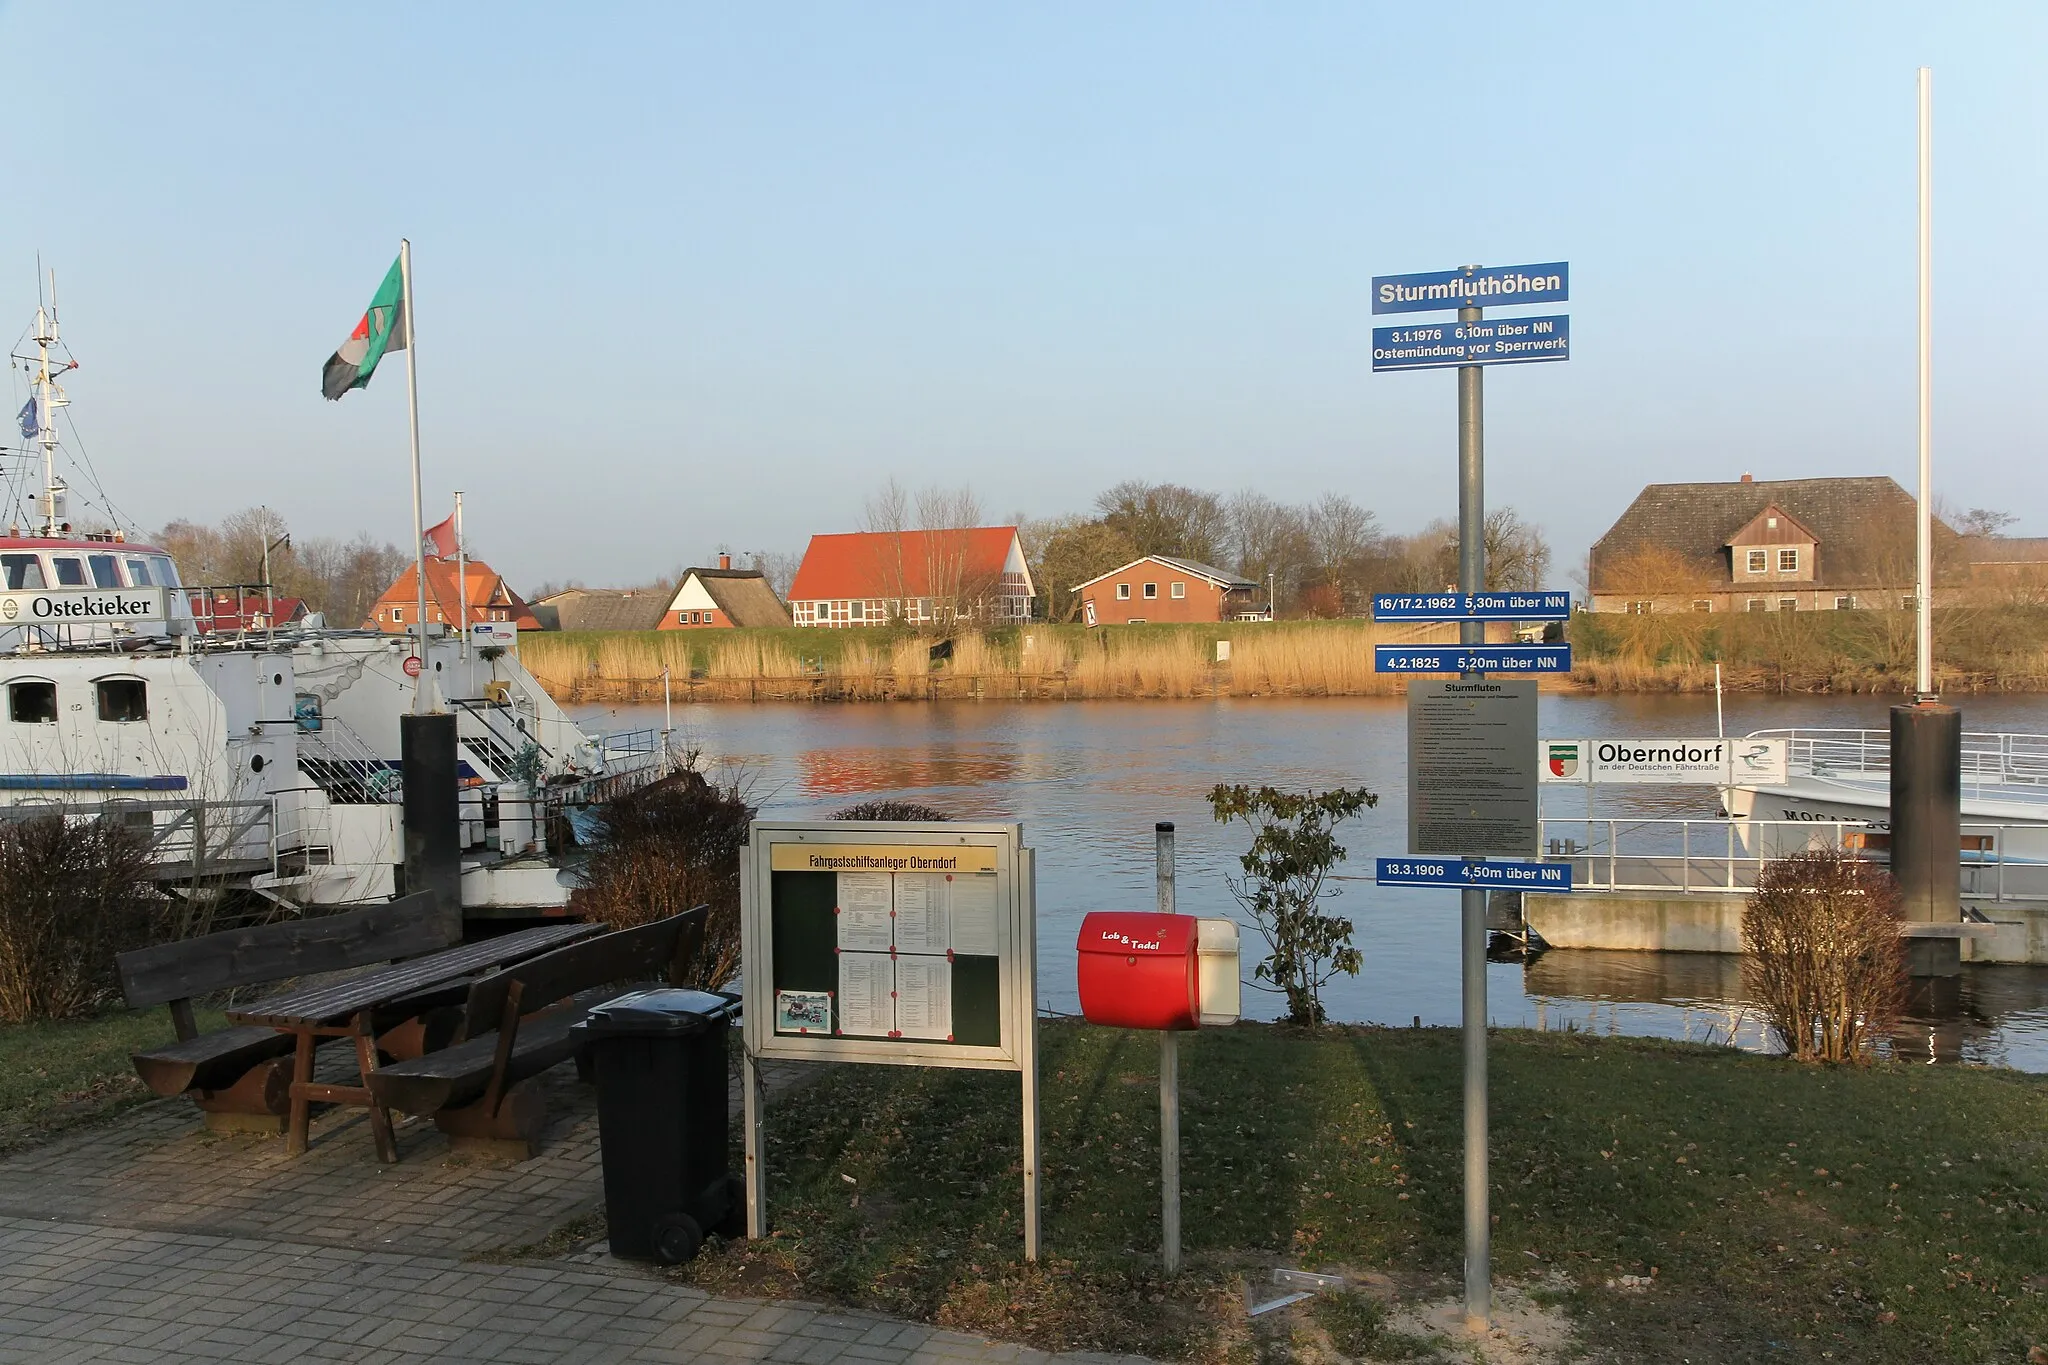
1155,821,1181,1276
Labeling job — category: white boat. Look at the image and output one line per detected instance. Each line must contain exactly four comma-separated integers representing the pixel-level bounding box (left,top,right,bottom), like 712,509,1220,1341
1,281,658,914
1725,727,2048,866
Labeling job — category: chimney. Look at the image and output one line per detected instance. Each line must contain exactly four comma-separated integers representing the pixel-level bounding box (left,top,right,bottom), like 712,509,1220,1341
1740,472,1754,482
719,553,731,571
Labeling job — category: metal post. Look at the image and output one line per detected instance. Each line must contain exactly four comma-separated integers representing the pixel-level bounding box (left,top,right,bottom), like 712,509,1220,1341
1456,296,1490,1332
454,489,468,659
1155,822,1181,1275
1915,67,1933,700
742,1049,765,1237
399,238,431,714
1020,846,1041,1262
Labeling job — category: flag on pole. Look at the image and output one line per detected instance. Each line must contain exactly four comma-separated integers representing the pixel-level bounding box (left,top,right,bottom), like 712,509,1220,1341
321,256,408,400
422,512,456,559
15,396,35,441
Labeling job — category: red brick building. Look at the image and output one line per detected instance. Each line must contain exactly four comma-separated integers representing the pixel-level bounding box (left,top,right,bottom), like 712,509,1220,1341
1073,556,1260,626
366,558,541,633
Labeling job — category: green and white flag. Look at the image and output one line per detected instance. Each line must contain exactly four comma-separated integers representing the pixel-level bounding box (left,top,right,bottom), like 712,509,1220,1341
321,255,407,400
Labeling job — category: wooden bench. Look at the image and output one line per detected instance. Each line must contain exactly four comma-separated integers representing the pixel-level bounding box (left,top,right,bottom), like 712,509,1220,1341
368,906,710,1158
117,892,460,1133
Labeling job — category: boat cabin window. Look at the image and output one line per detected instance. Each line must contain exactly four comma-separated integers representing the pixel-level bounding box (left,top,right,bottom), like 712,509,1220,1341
51,557,86,587
88,555,122,589
8,681,56,724
1,554,45,590
95,678,148,723
125,558,152,586
148,556,181,588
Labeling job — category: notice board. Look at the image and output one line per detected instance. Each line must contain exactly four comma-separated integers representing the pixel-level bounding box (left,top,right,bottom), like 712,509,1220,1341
1407,678,1539,856
740,821,1036,1071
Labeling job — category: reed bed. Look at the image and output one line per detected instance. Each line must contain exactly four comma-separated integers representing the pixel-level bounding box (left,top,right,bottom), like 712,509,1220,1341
523,621,1480,702
518,607,2048,704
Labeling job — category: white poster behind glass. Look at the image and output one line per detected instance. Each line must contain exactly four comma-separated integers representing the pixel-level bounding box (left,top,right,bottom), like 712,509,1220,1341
836,952,894,1036
893,956,953,1040
893,874,949,954
948,873,1001,956
836,872,894,952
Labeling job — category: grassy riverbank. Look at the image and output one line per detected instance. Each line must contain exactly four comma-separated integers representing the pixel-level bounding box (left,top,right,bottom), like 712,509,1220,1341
523,607,2048,704
0,1007,222,1155
683,1021,2048,1363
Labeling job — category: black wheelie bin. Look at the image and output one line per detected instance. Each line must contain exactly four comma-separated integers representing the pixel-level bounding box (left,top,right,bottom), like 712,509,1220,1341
574,987,743,1263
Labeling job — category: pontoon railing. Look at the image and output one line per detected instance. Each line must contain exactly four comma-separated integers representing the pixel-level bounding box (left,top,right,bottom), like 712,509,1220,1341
1537,814,2048,904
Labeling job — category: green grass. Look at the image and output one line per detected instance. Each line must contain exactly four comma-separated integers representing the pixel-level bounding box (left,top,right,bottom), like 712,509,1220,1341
682,1022,2048,1363
0,1007,222,1154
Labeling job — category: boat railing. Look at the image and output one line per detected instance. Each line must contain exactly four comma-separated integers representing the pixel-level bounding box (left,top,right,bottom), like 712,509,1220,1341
1,796,278,876
1744,727,2048,789
1538,814,2048,904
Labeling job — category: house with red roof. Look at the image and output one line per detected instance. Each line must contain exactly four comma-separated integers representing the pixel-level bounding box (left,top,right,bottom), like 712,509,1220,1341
365,557,542,634
787,527,1034,627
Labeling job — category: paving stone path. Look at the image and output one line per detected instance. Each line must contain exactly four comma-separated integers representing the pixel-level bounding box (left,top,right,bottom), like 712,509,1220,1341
0,1055,1145,1364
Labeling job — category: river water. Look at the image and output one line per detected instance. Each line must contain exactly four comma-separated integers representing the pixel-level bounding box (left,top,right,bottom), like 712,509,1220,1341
572,692,2048,1070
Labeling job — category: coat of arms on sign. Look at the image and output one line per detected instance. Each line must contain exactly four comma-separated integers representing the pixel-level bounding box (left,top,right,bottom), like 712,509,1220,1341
1547,742,1578,779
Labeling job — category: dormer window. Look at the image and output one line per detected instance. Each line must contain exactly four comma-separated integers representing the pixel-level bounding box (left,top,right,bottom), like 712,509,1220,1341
1777,548,1799,572
1746,550,1767,573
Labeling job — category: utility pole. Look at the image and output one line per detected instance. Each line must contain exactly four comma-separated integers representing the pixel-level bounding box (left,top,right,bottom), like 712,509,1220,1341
1456,296,1490,1333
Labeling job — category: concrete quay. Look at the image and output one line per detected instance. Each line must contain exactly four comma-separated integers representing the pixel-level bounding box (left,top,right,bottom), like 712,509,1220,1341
1524,891,2048,963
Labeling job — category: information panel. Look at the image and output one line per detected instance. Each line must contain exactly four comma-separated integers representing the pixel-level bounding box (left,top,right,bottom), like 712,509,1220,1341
741,822,1035,1071
1408,679,1540,857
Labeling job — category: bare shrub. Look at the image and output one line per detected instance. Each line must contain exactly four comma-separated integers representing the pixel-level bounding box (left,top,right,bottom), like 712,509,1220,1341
832,801,950,822
0,810,161,1021
576,771,754,988
1741,849,1905,1063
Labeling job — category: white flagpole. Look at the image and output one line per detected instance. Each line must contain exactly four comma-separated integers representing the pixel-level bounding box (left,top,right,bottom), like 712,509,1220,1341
455,489,468,658
400,239,431,713
1915,68,1933,699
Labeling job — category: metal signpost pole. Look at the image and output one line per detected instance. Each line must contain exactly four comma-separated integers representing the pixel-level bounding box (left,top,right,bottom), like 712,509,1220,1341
1456,298,1491,1333
1156,822,1181,1275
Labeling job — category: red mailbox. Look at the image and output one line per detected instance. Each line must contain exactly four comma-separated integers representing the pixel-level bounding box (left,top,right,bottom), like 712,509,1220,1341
1075,912,1199,1030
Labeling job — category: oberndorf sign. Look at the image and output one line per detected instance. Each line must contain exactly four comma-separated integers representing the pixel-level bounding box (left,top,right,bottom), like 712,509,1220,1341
0,588,169,624
1539,736,1789,785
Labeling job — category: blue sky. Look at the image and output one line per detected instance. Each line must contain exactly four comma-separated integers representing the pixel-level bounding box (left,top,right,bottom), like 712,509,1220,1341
1,3,2041,590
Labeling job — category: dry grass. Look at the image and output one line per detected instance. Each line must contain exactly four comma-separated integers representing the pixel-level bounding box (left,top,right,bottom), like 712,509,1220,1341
523,607,2048,704
522,622,1483,702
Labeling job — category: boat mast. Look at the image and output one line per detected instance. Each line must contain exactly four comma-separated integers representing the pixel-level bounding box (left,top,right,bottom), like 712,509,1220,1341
30,270,67,537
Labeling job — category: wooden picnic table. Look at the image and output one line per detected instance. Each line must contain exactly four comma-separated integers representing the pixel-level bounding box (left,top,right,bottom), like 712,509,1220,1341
227,920,602,1161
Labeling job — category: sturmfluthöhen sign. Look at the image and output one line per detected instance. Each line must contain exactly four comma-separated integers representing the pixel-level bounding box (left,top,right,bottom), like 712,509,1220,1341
1370,262,1569,314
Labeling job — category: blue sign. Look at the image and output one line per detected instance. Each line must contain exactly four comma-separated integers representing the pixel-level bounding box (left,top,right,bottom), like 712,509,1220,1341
1371,262,1569,315
1375,857,1573,892
1374,644,1572,675
1372,591,1571,621
1372,315,1569,371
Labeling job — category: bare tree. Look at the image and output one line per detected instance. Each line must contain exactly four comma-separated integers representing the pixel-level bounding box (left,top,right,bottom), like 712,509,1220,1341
1095,481,1231,565
755,551,801,601
1029,516,1138,622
